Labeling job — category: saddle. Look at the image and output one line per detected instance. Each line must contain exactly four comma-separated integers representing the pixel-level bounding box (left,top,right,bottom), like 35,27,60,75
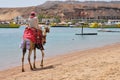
23,27,43,44
23,27,36,43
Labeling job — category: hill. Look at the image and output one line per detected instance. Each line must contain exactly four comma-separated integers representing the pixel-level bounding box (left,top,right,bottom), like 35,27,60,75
0,1,120,20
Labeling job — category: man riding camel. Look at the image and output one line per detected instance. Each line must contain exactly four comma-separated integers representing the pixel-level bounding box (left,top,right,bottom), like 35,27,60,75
22,11,44,50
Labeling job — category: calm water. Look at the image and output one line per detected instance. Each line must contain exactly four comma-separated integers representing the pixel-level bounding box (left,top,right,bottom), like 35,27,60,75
0,27,120,70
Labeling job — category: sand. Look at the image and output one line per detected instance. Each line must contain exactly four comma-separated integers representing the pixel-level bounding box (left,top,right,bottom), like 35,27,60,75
1,43,120,80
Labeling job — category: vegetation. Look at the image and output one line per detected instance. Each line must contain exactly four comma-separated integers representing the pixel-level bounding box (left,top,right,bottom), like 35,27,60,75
0,22,20,28
99,25,120,28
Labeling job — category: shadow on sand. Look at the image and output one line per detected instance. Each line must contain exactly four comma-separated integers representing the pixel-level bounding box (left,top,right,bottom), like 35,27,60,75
33,64,61,71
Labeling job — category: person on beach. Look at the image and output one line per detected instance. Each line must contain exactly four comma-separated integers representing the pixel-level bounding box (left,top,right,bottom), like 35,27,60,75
46,20,50,25
27,11,39,29
23,11,38,43
27,11,44,50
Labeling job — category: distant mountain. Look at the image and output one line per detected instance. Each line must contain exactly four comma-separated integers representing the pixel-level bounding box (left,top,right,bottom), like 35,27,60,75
0,1,120,20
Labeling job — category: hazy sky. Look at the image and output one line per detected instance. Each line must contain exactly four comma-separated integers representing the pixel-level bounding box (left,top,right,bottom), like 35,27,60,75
0,0,115,8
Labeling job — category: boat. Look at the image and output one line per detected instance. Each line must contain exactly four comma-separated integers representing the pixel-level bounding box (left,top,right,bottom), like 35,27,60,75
97,29,120,32
89,22,99,28
75,33,97,35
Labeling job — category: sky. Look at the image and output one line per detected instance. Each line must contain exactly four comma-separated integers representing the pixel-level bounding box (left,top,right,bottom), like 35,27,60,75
0,0,116,8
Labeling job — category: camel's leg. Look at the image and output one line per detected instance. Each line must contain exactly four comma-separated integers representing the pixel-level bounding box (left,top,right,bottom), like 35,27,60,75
28,49,33,70
43,36,46,45
40,50,44,67
33,48,36,69
22,48,26,72
44,36,46,44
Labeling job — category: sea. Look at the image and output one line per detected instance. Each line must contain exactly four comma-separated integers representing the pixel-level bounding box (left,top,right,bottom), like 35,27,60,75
0,26,120,71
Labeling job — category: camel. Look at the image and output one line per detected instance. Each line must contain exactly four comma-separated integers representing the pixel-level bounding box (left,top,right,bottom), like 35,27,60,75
21,26,50,72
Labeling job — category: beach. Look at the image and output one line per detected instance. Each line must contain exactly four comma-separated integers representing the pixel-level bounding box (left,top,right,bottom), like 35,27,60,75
1,43,120,80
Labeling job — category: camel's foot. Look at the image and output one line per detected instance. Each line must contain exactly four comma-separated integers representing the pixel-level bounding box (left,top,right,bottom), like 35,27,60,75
33,65,36,69
43,41,46,45
40,64,43,68
30,67,33,70
22,69,25,72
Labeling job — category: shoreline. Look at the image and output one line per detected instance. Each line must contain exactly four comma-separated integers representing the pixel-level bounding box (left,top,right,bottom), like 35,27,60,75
1,43,120,80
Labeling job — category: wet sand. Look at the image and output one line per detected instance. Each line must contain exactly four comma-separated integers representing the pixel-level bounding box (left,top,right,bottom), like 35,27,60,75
1,43,120,80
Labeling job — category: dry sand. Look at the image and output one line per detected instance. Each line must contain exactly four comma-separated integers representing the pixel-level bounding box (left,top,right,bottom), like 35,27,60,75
1,43,120,80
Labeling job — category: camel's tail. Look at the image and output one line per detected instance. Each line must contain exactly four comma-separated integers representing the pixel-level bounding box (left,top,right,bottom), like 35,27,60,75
20,39,30,53
23,40,26,53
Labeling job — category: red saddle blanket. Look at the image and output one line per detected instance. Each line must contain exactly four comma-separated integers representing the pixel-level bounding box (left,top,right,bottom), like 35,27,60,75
23,27,42,44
